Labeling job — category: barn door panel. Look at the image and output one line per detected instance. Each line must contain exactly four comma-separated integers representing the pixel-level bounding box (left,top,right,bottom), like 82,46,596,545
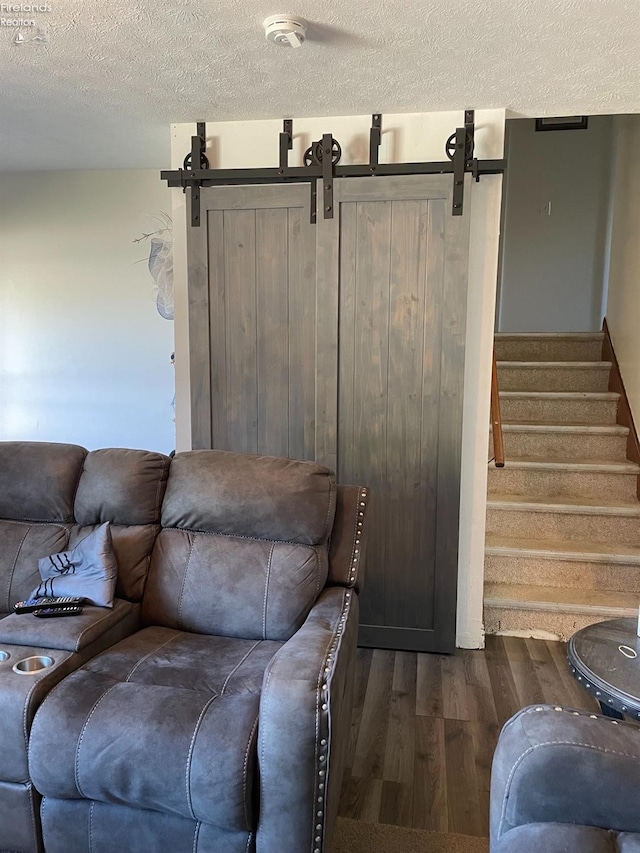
187,185,336,463
334,176,470,653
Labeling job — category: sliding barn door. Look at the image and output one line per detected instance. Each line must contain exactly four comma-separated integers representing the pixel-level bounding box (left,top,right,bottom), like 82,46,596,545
334,177,470,653
187,176,471,653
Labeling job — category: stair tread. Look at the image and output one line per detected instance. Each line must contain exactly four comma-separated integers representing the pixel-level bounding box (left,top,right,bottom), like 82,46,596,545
497,360,611,368
489,457,640,472
487,494,640,514
486,533,640,563
500,391,619,400
495,333,605,340
484,582,640,615
494,423,628,435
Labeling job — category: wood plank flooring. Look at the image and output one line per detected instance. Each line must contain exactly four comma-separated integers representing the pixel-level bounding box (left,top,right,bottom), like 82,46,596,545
338,635,599,836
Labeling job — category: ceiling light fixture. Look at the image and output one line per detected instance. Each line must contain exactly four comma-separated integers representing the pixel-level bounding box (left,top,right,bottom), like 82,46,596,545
263,15,307,48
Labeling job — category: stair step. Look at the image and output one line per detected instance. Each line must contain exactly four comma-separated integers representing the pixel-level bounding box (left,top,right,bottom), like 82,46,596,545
488,458,640,501
484,582,640,641
486,499,640,545
485,582,640,613
499,392,620,425
486,532,640,562
497,361,611,393
485,535,640,593
491,423,628,461
494,333,604,363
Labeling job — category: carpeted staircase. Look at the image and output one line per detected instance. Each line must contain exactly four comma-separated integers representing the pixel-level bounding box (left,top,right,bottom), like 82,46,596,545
484,332,640,641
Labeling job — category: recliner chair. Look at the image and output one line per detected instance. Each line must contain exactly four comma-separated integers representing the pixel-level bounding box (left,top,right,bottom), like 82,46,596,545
28,449,368,853
491,703,640,852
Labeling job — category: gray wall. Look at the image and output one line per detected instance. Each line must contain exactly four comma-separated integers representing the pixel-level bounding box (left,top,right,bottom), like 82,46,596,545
497,116,612,332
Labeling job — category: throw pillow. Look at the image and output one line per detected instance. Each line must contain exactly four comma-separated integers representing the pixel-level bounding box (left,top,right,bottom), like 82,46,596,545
32,522,117,608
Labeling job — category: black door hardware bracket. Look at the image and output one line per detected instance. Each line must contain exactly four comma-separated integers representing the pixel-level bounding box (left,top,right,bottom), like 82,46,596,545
161,111,505,225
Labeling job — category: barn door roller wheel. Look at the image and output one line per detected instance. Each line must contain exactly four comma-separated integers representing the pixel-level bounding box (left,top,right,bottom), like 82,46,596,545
303,138,342,167
183,150,210,170
445,131,473,162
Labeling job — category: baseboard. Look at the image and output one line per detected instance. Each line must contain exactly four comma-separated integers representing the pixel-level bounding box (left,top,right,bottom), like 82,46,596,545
602,318,640,500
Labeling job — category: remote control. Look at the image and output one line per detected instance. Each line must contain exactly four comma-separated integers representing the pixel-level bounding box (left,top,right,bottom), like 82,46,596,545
14,597,85,614
33,606,84,618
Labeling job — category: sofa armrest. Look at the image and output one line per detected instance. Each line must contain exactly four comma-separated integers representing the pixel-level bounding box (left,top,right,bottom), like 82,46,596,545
328,485,369,592
0,599,140,652
257,585,358,853
491,704,640,847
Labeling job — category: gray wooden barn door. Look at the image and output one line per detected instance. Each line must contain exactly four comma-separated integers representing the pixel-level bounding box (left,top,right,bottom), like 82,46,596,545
334,176,470,653
187,175,471,653
187,184,338,464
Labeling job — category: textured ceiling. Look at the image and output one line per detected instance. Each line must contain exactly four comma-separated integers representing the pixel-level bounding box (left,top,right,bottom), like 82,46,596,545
1,0,639,171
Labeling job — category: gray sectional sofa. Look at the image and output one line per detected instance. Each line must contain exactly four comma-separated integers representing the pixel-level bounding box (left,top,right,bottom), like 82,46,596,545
0,441,368,853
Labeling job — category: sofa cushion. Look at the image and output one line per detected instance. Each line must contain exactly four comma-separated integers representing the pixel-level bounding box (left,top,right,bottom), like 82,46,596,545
142,528,327,640
30,627,282,831
143,451,335,640
74,449,170,527
40,798,253,853
0,441,86,522
0,520,70,612
496,823,640,853
73,449,170,601
161,451,336,545
33,522,117,607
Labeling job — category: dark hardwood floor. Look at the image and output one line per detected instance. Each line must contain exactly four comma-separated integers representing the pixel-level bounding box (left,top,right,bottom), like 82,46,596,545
338,635,599,837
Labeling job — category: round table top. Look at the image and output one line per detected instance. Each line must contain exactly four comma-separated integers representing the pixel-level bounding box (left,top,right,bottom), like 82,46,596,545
568,617,640,719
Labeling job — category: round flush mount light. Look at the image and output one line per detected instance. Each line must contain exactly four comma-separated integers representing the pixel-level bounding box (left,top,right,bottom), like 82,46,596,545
263,15,307,48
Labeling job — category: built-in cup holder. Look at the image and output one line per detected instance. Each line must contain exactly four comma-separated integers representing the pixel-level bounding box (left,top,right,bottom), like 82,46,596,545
0,650,9,663
12,655,54,675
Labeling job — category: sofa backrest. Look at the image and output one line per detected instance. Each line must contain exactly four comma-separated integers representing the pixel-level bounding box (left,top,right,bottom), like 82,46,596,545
142,450,336,641
0,441,86,612
0,442,171,612
72,448,171,601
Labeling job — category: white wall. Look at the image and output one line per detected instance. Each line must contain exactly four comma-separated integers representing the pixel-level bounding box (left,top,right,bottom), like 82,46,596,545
457,174,502,648
170,110,505,648
0,170,175,453
498,116,613,332
606,115,640,431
